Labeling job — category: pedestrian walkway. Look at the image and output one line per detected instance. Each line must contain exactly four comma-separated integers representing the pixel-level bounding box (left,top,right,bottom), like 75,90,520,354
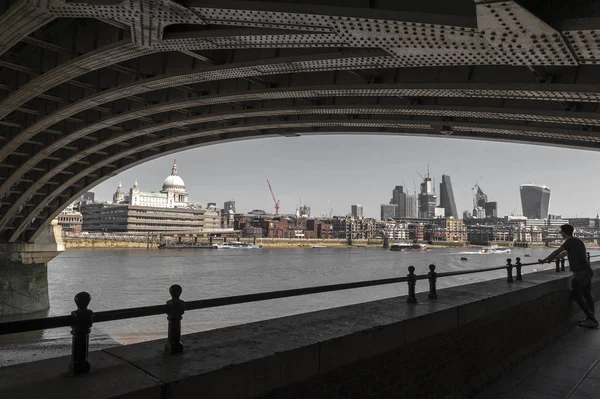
475,325,600,398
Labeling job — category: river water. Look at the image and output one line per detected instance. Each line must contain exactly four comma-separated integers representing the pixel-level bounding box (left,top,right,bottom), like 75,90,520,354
0,246,590,366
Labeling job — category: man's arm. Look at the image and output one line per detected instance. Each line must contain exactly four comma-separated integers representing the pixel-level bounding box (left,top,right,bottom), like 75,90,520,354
539,244,567,264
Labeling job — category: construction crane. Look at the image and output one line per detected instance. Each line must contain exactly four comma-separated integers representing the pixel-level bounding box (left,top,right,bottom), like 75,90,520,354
322,199,332,218
266,179,280,215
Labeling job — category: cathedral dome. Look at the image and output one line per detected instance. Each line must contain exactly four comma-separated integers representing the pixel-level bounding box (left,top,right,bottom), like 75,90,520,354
162,160,186,191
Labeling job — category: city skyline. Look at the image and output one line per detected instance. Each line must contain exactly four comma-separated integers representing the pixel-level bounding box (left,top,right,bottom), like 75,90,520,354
90,135,599,219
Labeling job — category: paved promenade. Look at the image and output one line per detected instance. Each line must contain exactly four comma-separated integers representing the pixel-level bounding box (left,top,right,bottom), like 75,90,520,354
475,324,600,398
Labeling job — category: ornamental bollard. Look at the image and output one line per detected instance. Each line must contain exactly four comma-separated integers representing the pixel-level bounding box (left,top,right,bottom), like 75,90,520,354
560,258,566,272
69,292,93,376
555,259,560,273
428,264,438,299
515,257,522,281
407,266,417,304
506,258,513,283
165,284,185,355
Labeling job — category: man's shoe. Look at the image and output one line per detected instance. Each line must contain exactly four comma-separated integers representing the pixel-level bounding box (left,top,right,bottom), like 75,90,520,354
578,319,600,328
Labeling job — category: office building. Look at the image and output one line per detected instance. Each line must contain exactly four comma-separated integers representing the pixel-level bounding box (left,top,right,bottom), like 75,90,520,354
439,175,458,218
484,202,498,218
475,186,488,208
55,201,83,233
82,192,95,202
418,174,437,219
381,204,397,221
405,194,417,218
81,203,205,232
520,184,551,219
434,207,446,218
351,204,364,219
390,186,407,218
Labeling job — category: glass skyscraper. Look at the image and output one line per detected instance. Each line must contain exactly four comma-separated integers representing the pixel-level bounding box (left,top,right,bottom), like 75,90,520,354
351,204,363,219
439,175,458,218
390,186,407,218
380,204,397,221
520,184,551,219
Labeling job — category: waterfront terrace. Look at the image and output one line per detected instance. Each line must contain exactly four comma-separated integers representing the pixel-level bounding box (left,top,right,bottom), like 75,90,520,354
1,258,599,398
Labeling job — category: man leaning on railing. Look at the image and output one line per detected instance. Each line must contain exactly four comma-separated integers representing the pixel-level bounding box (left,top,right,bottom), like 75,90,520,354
539,224,598,328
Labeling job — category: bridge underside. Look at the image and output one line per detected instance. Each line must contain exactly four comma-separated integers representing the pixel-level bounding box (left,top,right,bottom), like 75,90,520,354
2,0,600,242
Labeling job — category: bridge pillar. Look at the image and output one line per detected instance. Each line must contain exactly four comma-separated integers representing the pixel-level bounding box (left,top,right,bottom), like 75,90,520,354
0,220,64,317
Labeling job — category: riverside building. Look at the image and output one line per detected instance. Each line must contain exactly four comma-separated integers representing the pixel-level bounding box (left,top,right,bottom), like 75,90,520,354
81,161,206,233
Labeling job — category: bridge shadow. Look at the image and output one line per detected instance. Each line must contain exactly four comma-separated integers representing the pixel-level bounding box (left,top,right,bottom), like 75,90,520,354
474,307,600,398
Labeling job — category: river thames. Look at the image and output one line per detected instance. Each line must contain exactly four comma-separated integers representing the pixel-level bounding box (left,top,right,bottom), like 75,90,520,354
1,246,593,366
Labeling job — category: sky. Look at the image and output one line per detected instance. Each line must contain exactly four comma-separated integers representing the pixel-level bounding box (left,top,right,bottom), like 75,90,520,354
91,134,599,219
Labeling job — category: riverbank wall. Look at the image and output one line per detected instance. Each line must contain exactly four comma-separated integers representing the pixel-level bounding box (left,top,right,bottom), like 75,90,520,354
63,237,599,250
62,238,476,250
64,239,157,249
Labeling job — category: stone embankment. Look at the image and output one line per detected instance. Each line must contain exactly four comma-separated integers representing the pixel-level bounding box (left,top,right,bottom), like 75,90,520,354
64,239,156,249
63,237,477,249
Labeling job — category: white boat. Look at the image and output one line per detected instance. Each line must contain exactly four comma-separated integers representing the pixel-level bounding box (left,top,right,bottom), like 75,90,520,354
390,243,427,252
212,241,260,249
478,246,511,254
312,245,328,248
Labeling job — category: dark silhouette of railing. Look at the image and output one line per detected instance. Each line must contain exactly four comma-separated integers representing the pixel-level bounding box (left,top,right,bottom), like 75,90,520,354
0,254,597,376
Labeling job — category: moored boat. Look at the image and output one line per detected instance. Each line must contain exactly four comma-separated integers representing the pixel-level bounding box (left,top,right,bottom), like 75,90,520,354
158,242,213,249
212,241,260,249
389,243,427,252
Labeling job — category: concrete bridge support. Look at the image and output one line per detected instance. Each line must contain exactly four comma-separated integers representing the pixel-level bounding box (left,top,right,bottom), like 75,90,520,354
0,221,64,317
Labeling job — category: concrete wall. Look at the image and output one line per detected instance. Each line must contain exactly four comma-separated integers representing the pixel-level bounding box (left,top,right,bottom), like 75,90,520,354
0,221,64,316
1,265,599,398
64,239,157,249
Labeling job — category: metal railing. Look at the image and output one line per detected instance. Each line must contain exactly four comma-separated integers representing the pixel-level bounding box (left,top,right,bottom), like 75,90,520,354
0,253,597,376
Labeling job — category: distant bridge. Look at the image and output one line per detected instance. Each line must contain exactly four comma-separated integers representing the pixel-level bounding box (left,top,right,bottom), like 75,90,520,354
3,0,600,242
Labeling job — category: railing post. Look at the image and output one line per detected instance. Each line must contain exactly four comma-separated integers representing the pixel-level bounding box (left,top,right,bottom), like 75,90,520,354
165,284,185,355
68,292,93,376
407,266,417,303
560,258,566,272
428,264,437,299
506,258,513,283
555,259,560,272
515,257,522,281
587,252,591,264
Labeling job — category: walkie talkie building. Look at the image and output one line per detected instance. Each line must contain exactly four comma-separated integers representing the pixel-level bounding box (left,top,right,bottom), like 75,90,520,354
520,184,551,219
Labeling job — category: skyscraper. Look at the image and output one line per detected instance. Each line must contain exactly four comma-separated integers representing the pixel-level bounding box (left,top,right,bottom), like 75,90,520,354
473,185,488,219
351,204,363,219
520,184,551,219
439,175,458,218
418,174,437,218
484,202,498,218
406,194,417,218
381,204,397,221
475,186,488,208
390,186,407,218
